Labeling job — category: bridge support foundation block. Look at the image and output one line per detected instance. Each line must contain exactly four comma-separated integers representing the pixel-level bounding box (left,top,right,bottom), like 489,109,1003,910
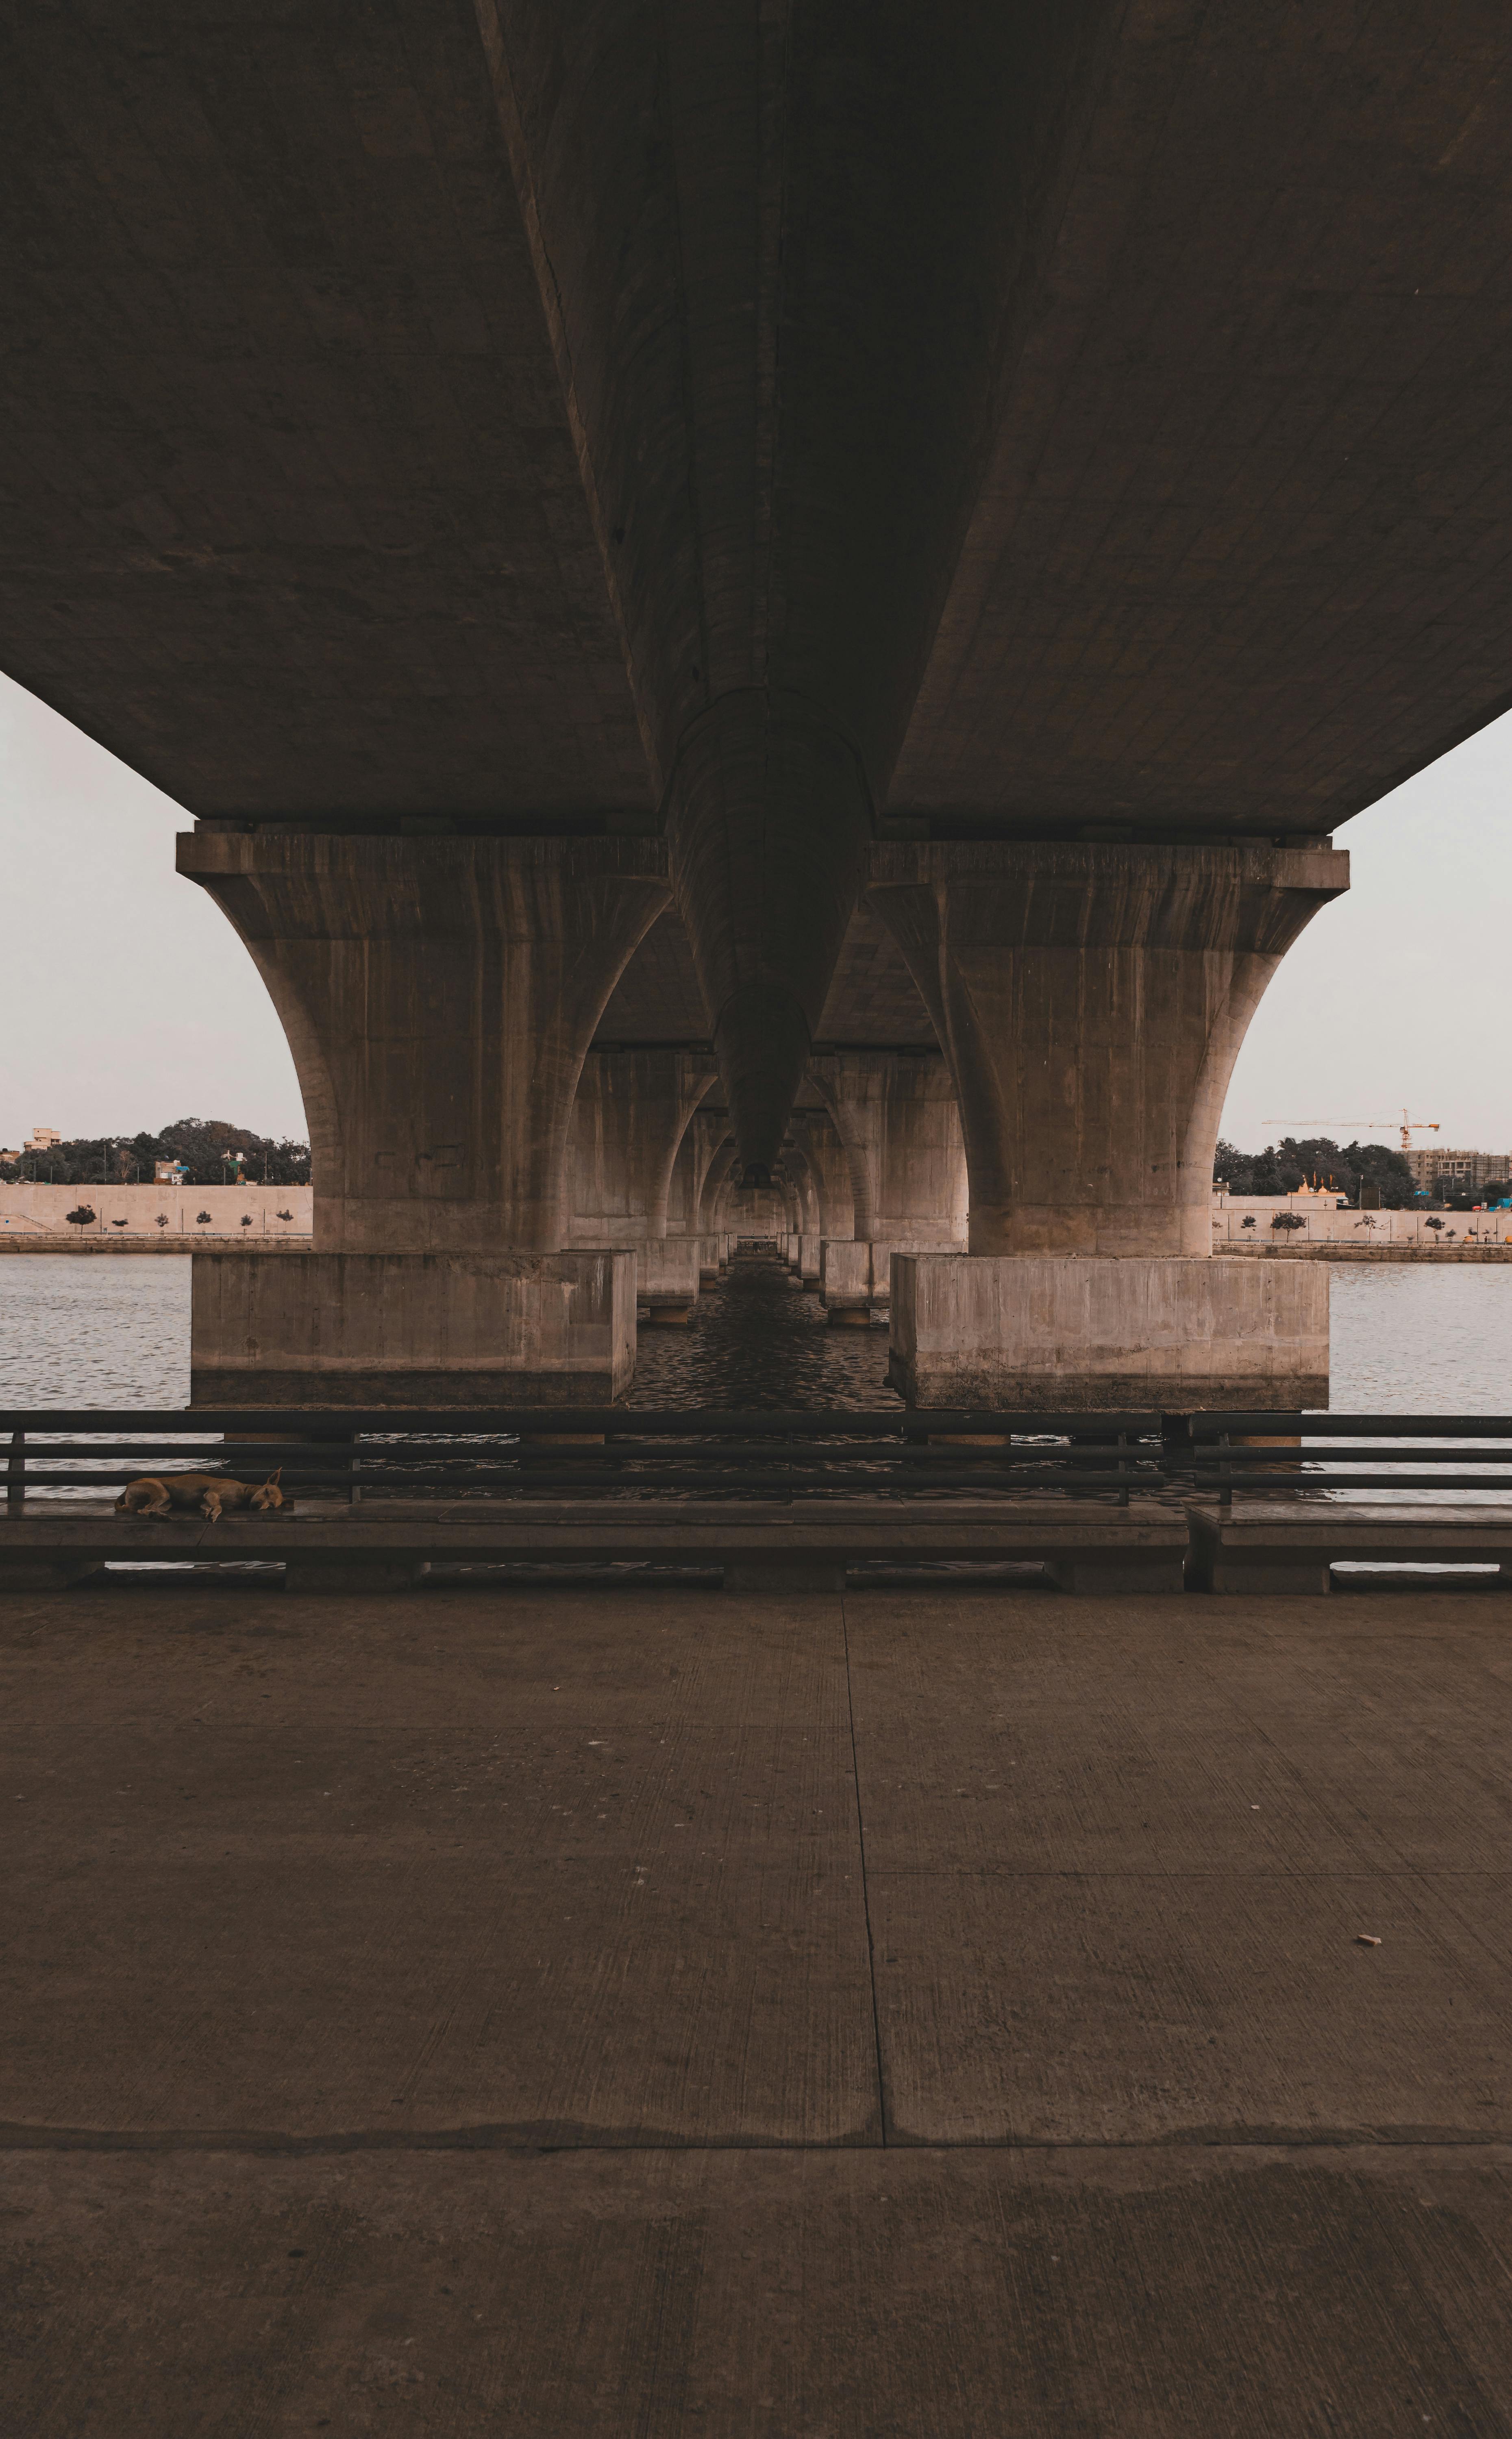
637,1238,701,1327
191,1250,637,1408
887,1254,1329,1412
820,1239,872,1323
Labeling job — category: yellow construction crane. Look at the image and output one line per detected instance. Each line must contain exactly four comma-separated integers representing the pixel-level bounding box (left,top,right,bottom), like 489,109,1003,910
1261,1110,1439,1154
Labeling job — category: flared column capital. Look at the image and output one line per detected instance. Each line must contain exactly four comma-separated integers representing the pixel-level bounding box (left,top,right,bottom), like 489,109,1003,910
865,837,1350,1260
178,828,673,1254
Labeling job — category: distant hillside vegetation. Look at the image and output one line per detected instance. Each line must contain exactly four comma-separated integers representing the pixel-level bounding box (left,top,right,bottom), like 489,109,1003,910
1,1117,311,1188
1212,1136,1416,1205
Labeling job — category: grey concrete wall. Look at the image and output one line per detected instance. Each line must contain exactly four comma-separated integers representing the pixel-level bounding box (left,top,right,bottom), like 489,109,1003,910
190,1249,637,1407
820,1240,871,1316
0,1184,312,1236
711,1184,790,1238
639,1237,701,1317
1214,1197,1512,1248
889,1253,1330,1412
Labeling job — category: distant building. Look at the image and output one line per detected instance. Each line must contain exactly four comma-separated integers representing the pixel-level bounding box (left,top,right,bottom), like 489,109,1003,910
1408,1146,1512,1193
153,1161,188,1184
23,1126,61,1153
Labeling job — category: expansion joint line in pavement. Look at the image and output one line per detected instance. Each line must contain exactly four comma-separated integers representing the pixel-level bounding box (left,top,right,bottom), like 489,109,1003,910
7,2131,1512,2158
841,1588,888,2145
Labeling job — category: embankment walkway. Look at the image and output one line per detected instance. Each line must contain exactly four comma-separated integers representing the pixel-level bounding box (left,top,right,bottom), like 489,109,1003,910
5,1579,1512,2432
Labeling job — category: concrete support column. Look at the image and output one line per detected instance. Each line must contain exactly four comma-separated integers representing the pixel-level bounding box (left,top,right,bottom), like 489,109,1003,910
788,1113,855,1242
868,842,1347,1258
183,831,672,1253
779,1147,822,1240
680,1112,735,1237
692,1125,737,1231
664,1134,696,1237
567,1050,718,1246
714,1181,790,1239
807,1051,966,1248
178,830,671,1403
867,841,1348,1408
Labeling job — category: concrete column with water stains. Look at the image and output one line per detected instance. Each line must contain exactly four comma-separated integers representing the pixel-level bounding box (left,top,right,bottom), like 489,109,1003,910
807,1049,967,1312
566,1049,718,1323
867,841,1349,1408
178,829,671,1404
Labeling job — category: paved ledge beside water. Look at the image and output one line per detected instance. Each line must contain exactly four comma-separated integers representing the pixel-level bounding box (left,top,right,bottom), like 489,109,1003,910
0,1234,313,1253
6,1580,1512,2433
5,1233,1506,1260
1216,1240,1512,1262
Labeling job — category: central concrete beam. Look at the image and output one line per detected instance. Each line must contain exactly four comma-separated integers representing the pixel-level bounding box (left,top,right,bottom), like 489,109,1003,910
665,696,871,1168
476,2,1091,1162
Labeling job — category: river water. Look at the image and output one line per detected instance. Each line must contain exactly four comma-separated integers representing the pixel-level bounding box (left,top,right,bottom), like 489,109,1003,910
1,1249,1510,1414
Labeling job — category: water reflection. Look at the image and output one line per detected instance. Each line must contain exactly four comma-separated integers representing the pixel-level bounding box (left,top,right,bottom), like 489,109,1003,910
3,1246,1512,1421
629,1244,896,1410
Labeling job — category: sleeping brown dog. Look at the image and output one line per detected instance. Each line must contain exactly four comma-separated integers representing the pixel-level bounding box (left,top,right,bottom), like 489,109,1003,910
115,1471,286,1522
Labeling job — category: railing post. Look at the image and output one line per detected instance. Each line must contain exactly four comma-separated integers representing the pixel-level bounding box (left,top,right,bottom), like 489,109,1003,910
1219,1429,1233,1509
7,1429,23,1514
1117,1430,1129,1508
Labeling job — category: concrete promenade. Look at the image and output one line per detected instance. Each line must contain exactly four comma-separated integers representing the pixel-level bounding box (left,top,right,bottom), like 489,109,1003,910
6,1580,1512,2432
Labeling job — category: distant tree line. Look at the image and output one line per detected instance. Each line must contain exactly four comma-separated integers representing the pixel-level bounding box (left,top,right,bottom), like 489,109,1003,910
0,1116,311,1188
1212,1136,1418,1206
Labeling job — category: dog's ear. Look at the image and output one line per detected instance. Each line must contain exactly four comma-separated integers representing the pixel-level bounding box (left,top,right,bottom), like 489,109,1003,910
266,1469,282,1487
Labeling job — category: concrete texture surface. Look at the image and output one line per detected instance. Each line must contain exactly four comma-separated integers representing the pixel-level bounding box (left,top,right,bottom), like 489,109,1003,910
868,840,1349,1262
889,1249,1330,1410
189,1249,639,1408
567,1051,719,1249
178,831,672,1257
6,1581,1512,2432
13,5,1512,1183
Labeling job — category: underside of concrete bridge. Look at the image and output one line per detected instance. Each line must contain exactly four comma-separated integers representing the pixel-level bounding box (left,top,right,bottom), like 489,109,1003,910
6,2,1512,1399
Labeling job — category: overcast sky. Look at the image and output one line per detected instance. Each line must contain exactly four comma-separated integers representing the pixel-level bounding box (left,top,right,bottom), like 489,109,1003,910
2,668,1508,1158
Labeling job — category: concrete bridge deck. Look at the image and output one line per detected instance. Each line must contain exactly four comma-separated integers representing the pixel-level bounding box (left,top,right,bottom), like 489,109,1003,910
6,1579,1512,2433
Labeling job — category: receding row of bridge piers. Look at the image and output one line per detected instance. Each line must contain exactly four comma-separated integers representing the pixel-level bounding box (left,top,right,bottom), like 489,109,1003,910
180,826,1347,1414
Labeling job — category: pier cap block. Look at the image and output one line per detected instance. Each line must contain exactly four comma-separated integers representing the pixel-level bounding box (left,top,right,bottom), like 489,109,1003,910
888,1254,1327,1411
191,1250,636,1407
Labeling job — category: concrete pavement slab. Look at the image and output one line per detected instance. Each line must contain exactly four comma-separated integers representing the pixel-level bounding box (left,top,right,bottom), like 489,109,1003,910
843,1590,1512,1875
844,1592,1512,2147
0,1589,877,2145
6,2146,1512,2438
867,1865,1512,2147
7,1582,1512,2429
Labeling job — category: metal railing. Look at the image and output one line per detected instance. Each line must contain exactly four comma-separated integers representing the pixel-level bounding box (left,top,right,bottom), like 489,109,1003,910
8,1409,1512,1516
1178,1413,1512,1503
1,1407,1170,1508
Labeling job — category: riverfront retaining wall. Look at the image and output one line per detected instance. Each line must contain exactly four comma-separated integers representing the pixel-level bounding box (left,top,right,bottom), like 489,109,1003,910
0,1183,312,1242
